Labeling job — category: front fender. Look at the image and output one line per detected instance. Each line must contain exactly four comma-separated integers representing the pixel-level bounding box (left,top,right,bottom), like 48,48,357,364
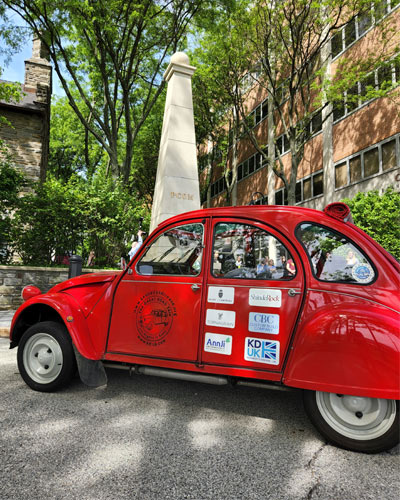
283,292,400,400
10,293,102,360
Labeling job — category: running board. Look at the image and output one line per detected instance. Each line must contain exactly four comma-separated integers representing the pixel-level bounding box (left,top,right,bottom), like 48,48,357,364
103,363,228,386
102,362,293,391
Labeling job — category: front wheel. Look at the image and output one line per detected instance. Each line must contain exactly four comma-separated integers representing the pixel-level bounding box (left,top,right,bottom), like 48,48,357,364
17,321,75,392
303,390,399,453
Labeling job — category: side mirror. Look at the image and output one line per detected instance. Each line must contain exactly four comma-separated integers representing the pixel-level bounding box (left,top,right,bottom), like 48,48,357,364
120,257,127,270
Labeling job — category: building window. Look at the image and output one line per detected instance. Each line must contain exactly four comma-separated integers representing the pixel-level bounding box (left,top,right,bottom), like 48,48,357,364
313,172,323,197
249,97,269,128
311,109,323,135
303,178,312,200
382,139,396,170
335,162,348,189
334,134,399,189
331,1,399,59
211,175,227,198
364,148,379,177
274,187,288,205
298,170,323,203
237,149,265,184
349,156,362,183
333,57,400,123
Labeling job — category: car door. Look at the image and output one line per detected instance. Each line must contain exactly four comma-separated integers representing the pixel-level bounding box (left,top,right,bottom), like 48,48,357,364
106,219,207,361
199,218,304,373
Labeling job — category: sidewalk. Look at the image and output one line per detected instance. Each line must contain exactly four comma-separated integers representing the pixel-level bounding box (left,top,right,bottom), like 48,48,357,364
0,310,15,338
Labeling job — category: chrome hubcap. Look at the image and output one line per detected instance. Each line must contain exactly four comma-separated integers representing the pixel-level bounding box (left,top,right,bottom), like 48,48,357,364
23,333,63,384
316,392,396,441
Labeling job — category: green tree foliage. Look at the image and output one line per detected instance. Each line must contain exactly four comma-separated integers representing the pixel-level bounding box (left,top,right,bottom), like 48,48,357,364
192,0,399,206
3,0,208,182
342,188,400,260
49,96,104,181
10,171,148,267
191,0,253,206
0,142,25,263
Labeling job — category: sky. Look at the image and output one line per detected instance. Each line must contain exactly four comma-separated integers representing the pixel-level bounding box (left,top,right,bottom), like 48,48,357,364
1,43,64,96
0,9,63,96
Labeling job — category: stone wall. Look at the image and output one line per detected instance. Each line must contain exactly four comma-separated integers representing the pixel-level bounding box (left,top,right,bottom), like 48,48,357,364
0,109,44,182
0,266,114,310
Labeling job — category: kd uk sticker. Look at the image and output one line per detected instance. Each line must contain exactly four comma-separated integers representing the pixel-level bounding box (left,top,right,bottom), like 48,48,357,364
245,338,280,365
249,288,281,308
248,312,279,334
204,333,232,355
206,309,236,329
207,286,235,304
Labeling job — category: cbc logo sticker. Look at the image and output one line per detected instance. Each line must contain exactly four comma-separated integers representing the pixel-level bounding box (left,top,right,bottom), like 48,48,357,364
248,312,279,334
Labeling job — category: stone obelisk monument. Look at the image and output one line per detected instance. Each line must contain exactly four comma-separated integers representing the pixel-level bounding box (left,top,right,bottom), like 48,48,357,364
150,52,200,232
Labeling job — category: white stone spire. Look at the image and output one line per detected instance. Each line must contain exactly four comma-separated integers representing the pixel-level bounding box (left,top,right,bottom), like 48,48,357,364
150,51,200,232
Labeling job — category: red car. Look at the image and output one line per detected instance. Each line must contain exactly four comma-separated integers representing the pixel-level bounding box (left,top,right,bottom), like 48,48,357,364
10,203,400,453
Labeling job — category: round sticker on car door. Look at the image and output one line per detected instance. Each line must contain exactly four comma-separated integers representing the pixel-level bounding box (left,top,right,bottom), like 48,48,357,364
134,291,177,346
351,263,375,283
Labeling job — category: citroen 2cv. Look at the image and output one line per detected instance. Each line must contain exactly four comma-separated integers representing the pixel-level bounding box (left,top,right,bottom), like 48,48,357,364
9,203,400,453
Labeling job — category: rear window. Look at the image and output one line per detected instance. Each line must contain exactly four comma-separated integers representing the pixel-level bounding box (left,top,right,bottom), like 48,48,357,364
296,223,376,284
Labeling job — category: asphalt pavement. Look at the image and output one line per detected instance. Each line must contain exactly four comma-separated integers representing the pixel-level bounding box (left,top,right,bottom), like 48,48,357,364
0,337,399,500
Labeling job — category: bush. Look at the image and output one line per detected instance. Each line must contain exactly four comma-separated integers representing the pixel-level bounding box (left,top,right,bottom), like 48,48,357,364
342,187,400,260
10,170,149,267
0,146,25,264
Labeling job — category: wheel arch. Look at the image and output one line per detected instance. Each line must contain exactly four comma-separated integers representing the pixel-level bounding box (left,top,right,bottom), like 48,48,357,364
10,294,101,360
283,298,400,400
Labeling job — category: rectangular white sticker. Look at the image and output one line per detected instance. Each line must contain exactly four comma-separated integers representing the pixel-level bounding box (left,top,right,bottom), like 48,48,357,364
206,309,236,329
207,286,235,304
204,333,232,355
249,288,281,308
244,338,280,365
248,312,279,334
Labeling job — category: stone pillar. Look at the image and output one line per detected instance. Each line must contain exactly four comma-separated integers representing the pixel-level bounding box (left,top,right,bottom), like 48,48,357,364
150,52,200,232
24,36,52,183
24,37,52,96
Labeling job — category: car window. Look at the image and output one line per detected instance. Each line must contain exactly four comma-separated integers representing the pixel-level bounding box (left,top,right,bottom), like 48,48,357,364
212,222,296,280
297,223,376,284
137,223,203,276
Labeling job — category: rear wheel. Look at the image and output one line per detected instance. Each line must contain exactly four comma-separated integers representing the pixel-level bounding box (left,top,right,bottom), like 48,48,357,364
17,321,75,392
303,390,399,453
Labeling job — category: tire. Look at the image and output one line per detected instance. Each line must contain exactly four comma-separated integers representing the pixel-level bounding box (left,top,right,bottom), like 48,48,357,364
303,390,399,453
17,321,76,392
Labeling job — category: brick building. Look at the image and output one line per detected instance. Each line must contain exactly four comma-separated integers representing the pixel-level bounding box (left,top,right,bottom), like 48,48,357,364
0,37,52,183
205,2,400,209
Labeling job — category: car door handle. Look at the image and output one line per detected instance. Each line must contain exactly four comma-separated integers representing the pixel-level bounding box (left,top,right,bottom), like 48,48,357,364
191,284,201,292
288,288,301,297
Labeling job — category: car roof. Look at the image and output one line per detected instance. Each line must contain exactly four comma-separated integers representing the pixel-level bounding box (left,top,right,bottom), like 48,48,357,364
158,205,329,228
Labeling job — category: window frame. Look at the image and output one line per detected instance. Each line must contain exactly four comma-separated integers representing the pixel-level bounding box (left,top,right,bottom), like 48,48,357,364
295,221,378,286
136,222,205,277
211,220,297,281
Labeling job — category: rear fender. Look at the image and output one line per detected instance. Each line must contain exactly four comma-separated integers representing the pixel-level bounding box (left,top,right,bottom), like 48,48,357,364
284,295,400,400
10,293,102,360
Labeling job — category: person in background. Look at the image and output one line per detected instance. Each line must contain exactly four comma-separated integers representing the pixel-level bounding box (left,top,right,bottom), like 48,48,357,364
286,258,296,276
129,229,146,260
235,254,243,268
87,250,95,267
346,249,358,267
213,250,222,274
257,257,268,275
